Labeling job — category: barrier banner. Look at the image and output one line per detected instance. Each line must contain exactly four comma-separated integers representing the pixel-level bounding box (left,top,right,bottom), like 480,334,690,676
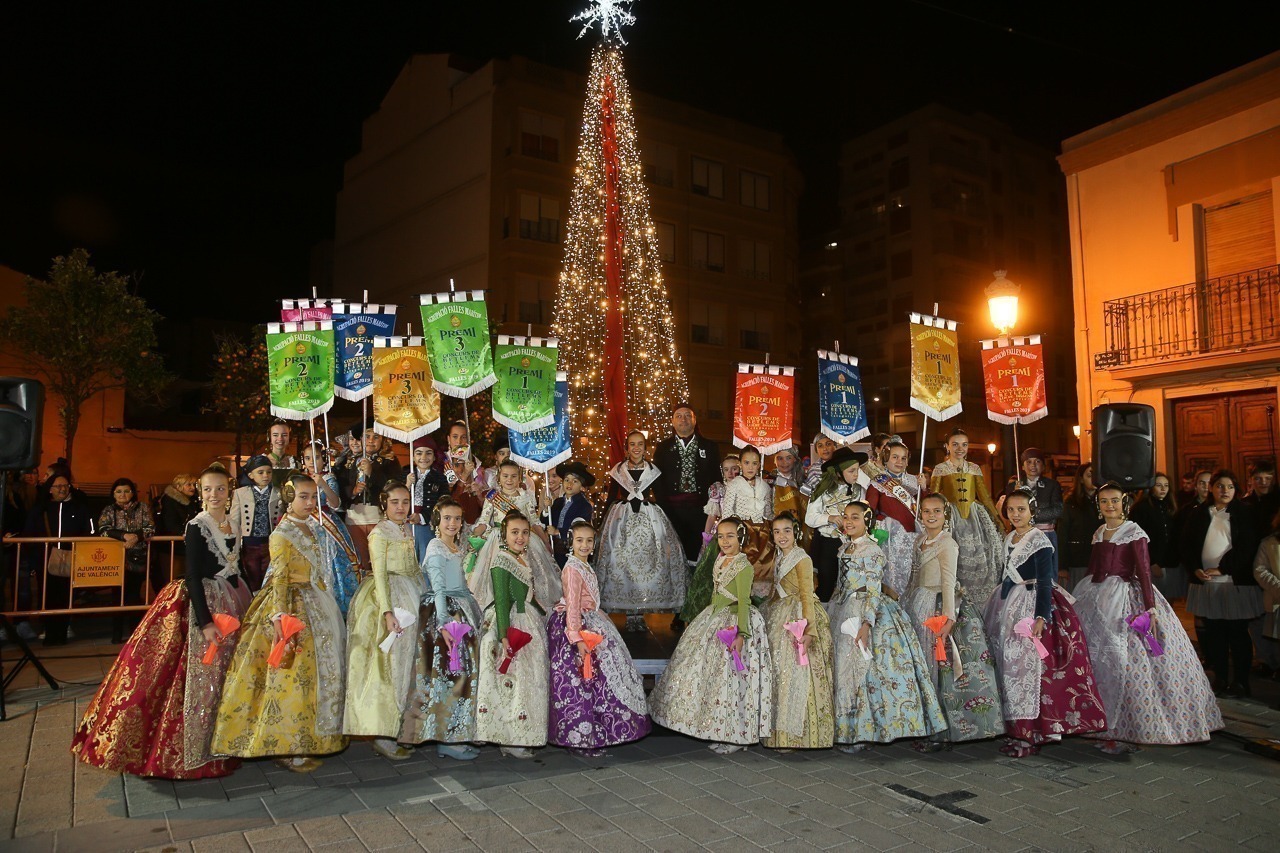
980,335,1049,424
372,337,441,442
817,350,869,445
330,303,398,401
266,321,335,420
493,335,559,433
908,312,962,421
509,372,572,473
419,290,496,397
732,363,796,454
72,539,126,588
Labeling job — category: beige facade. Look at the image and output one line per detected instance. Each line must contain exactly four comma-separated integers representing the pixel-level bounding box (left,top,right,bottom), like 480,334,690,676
1058,52,1280,480
331,54,802,447
803,105,1076,476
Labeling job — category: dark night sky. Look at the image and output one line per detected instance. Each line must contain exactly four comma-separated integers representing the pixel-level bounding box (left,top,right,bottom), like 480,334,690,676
0,1,1273,345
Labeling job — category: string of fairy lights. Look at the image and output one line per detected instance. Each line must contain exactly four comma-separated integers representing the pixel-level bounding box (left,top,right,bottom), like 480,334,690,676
553,42,690,476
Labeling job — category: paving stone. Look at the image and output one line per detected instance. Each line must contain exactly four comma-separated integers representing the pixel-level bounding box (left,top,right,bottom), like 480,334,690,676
243,824,303,843
627,793,694,820
660,813,734,845
265,789,367,822
190,834,254,852
167,797,275,840
344,810,417,849
52,816,172,850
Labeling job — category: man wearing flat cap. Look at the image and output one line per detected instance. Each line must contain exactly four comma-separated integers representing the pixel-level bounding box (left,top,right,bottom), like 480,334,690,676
232,455,283,592
1004,446,1063,556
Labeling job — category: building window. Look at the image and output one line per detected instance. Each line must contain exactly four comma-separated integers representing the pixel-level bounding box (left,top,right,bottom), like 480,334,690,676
889,204,912,235
740,171,770,210
519,111,562,162
691,156,725,199
518,193,560,243
689,300,726,346
739,240,771,280
888,158,909,191
691,229,726,272
656,221,676,263
890,250,912,279
1202,190,1276,278
515,276,556,325
738,310,772,352
642,141,677,188
689,376,729,422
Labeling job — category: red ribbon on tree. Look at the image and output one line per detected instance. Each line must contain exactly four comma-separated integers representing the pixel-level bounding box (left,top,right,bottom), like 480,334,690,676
600,73,630,467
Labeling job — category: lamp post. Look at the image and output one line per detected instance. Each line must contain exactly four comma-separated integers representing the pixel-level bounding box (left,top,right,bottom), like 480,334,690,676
985,270,1022,478
987,441,999,486
1072,424,1081,461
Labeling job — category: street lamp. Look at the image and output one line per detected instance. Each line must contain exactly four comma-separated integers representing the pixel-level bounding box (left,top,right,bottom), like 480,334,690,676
1072,424,1082,459
985,270,1021,335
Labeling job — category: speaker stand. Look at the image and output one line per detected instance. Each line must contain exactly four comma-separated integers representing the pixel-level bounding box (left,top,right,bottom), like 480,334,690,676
0,613,61,721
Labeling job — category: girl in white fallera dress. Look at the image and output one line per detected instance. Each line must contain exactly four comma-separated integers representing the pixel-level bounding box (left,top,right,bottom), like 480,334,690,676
649,518,774,753
596,431,688,628
474,512,551,758
1071,484,1222,753
719,446,776,599
468,460,561,614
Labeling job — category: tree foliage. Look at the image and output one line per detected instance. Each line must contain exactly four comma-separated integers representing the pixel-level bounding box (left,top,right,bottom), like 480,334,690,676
0,249,170,466
207,329,271,461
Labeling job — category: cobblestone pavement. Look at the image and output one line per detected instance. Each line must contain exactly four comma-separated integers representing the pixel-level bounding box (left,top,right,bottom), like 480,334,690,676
3,635,1278,852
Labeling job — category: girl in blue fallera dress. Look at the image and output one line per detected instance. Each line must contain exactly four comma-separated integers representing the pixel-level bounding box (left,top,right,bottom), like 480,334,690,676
829,502,946,752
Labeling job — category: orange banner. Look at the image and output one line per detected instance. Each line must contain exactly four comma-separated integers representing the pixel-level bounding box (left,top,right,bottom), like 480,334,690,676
980,335,1048,424
732,364,796,455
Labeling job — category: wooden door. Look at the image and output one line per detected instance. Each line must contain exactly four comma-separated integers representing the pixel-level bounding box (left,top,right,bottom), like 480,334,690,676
1174,389,1279,480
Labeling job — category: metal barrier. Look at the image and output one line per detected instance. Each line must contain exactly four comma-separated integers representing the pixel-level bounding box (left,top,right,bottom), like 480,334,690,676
2,535,184,617
1,534,185,720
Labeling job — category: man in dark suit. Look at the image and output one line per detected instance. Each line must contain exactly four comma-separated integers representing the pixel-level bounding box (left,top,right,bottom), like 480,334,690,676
652,404,721,567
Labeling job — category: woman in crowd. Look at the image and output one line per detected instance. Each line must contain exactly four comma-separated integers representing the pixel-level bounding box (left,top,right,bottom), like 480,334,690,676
468,459,560,613
72,463,248,779
804,447,866,602
1130,472,1184,601
597,430,687,631
649,518,773,754
984,489,1106,758
159,473,199,535
902,494,1004,750
344,482,427,759
799,434,837,498
929,428,1004,606
1182,470,1263,697
24,473,94,646
212,475,348,771
400,497,482,760
474,511,551,758
762,511,834,751
1057,461,1098,587
864,437,923,597
830,502,945,752
1254,516,1280,683
98,477,157,642
1072,483,1221,754
770,447,808,543
678,454,741,623
547,520,651,755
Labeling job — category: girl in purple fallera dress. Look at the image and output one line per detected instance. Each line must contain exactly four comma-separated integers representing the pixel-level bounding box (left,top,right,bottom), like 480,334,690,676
547,520,651,754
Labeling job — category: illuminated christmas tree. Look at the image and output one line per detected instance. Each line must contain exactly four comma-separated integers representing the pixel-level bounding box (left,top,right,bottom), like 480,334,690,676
554,3,689,475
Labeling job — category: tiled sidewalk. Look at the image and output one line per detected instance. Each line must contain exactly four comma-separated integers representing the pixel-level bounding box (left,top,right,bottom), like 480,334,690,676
3,637,1279,852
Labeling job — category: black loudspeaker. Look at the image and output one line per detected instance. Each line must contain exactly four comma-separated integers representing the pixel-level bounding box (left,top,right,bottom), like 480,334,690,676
0,378,43,471
1092,403,1155,489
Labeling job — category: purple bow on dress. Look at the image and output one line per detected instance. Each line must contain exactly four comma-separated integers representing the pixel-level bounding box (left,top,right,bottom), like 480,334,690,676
1126,612,1164,657
442,621,472,673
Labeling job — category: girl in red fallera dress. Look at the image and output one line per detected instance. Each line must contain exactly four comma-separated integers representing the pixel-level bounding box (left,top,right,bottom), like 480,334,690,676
71,463,250,779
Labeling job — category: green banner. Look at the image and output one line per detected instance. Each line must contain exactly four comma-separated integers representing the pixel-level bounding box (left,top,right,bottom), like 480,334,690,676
418,290,496,398
492,336,558,434
267,322,336,420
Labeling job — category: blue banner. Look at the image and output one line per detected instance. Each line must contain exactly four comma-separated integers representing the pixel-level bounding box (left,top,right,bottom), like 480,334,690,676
817,349,869,444
330,303,397,401
509,373,571,473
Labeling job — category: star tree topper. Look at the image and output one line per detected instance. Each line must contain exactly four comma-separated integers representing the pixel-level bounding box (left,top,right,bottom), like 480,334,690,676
571,0,637,45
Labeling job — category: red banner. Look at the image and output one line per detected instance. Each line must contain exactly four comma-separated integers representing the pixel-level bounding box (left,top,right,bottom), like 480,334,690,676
980,336,1048,424
600,73,629,467
732,364,796,455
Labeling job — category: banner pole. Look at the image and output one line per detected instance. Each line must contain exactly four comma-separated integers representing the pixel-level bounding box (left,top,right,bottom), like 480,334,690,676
322,412,330,464
1013,421,1020,473
915,416,929,520
362,398,369,461
308,416,317,472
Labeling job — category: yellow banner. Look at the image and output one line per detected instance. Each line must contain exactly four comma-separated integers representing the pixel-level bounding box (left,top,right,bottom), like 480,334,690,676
372,337,442,442
72,539,126,588
909,317,963,421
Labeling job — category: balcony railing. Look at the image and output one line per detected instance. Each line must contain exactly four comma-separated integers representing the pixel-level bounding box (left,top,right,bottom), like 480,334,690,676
1095,263,1280,369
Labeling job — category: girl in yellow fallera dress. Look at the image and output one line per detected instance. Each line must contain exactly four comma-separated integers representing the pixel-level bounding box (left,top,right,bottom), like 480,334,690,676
343,481,428,759
212,475,348,771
